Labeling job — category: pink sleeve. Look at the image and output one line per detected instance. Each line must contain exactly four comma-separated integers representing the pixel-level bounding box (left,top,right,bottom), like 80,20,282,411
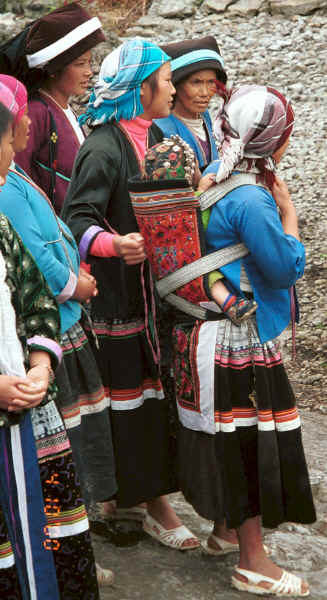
90,232,119,257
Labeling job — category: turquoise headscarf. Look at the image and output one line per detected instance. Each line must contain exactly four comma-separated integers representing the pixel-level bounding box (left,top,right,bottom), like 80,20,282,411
79,38,170,126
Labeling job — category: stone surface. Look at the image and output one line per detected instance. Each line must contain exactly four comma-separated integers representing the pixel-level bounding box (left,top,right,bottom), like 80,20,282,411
202,0,234,14
158,0,196,18
270,0,326,16
228,0,267,16
137,15,165,27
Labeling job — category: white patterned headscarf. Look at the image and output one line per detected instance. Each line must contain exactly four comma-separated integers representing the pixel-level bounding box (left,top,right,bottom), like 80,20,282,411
213,84,294,188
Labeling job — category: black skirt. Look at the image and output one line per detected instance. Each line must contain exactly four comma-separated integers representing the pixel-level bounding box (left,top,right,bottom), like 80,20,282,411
55,322,117,506
85,316,177,507
173,319,316,529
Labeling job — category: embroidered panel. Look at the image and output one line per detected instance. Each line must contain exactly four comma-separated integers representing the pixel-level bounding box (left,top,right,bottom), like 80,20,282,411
130,187,211,305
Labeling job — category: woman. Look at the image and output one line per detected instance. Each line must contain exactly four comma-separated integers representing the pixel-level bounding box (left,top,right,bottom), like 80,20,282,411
0,91,100,599
61,38,199,550
155,36,226,171
0,75,115,584
14,2,105,213
135,85,315,595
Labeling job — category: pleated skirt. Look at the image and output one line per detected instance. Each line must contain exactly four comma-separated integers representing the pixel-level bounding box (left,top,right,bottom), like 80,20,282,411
85,316,177,508
56,321,117,506
173,318,316,529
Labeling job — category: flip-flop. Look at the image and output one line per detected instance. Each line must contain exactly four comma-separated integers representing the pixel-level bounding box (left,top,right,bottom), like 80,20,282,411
143,513,200,551
231,567,309,596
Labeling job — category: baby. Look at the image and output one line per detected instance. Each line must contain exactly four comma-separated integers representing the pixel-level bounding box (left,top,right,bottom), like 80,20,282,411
142,135,257,325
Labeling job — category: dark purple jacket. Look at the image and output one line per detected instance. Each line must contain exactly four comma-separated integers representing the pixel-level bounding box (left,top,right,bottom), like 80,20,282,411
15,92,84,214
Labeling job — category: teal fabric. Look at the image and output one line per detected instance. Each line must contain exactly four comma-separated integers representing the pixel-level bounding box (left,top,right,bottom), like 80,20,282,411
0,168,81,333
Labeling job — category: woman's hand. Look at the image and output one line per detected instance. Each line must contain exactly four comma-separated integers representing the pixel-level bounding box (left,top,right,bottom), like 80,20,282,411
113,233,146,265
272,176,294,214
0,374,47,412
272,175,299,240
73,269,98,302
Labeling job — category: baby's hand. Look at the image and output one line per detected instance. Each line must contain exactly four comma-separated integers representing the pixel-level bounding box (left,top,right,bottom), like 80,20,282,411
197,173,216,194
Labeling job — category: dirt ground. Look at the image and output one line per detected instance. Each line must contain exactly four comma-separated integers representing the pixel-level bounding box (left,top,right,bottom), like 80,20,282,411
92,409,327,600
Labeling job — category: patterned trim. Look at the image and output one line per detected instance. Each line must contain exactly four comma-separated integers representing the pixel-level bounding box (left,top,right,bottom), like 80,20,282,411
79,225,104,261
34,432,70,459
91,318,145,338
61,392,110,430
109,379,164,411
214,407,301,433
214,343,282,370
27,336,63,364
0,541,14,569
46,505,89,539
176,321,218,434
57,270,77,304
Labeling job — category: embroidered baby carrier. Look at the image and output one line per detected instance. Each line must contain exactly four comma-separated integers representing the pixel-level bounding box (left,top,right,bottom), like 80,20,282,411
129,173,259,320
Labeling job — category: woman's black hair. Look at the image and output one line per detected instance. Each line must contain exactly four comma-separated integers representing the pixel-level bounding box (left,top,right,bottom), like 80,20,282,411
0,102,13,141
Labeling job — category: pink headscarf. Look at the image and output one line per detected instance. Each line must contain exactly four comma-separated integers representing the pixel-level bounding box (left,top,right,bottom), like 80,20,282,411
213,84,294,189
0,81,19,121
0,75,27,124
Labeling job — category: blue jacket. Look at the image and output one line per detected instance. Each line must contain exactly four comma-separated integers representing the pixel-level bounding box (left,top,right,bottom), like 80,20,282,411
205,179,305,343
155,111,218,169
0,168,81,333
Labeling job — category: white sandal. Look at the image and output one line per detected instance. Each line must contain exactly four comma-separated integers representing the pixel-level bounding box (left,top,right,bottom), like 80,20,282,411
231,567,310,596
202,534,240,556
96,563,114,586
143,513,200,551
202,534,271,557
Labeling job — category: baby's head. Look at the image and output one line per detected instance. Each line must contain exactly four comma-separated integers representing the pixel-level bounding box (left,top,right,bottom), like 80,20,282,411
143,135,200,186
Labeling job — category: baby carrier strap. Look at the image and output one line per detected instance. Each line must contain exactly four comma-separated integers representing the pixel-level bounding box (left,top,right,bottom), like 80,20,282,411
157,243,248,298
199,172,262,211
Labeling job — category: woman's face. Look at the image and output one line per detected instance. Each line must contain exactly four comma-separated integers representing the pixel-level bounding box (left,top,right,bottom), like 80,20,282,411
174,69,217,119
140,62,175,120
13,107,31,153
0,123,14,183
52,50,93,100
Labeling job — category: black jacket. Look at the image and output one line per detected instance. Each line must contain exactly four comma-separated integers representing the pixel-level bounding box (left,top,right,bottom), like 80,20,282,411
61,121,163,321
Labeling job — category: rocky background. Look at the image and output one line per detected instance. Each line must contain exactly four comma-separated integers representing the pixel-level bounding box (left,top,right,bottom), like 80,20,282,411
0,1,326,596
